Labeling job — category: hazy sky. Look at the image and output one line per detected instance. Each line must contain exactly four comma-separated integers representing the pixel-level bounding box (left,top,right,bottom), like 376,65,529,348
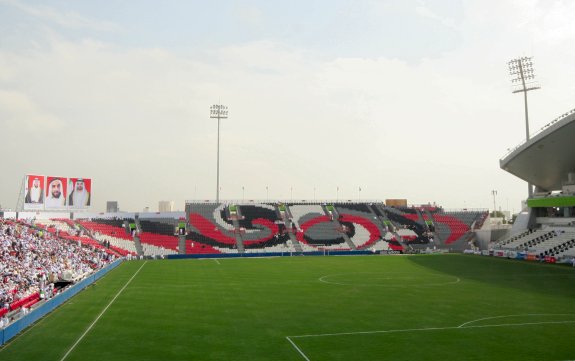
1,0,575,213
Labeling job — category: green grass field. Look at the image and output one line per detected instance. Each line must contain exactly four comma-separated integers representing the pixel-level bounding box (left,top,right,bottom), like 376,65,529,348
1,254,575,361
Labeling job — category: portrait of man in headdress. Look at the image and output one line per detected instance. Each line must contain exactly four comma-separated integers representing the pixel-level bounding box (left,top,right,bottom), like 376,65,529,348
24,175,44,204
45,177,67,208
68,178,91,207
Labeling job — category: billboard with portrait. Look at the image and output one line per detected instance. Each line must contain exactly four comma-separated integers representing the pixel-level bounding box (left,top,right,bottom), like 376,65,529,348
45,176,68,209
24,174,45,210
68,178,92,209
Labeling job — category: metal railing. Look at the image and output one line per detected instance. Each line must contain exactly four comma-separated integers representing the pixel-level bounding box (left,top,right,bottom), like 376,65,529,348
501,107,575,160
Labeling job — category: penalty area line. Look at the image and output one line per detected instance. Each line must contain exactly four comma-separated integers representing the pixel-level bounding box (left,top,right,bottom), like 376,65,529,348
60,261,147,361
286,337,311,361
290,320,575,339
287,320,575,360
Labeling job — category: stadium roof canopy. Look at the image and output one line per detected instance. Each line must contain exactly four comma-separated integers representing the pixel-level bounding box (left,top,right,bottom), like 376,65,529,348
500,109,575,192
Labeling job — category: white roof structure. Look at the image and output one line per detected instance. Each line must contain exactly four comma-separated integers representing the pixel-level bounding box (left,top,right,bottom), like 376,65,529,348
500,109,575,192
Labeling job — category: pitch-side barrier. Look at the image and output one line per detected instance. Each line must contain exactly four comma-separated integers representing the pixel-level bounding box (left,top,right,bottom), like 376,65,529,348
0,259,122,346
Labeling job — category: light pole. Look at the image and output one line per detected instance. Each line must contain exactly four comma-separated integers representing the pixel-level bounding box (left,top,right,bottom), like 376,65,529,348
266,186,268,201
242,186,245,202
358,186,362,200
336,186,339,201
210,104,229,203
491,190,498,217
508,57,539,198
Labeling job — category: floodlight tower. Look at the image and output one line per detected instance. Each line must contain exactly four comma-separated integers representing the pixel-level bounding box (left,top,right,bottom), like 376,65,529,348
210,104,229,203
508,56,540,198
491,190,498,217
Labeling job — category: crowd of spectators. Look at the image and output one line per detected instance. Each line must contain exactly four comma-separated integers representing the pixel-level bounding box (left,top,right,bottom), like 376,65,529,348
1,218,115,327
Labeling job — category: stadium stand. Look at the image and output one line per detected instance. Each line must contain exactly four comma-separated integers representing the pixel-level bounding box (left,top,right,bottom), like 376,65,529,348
0,218,115,327
495,229,553,250
334,203,401,251
74,219,137,256
383,207,432,245
492,227,575,257
236,204,296,253
138,218,179,256
180,202,491,254
186,203,237,254
287,204,347,250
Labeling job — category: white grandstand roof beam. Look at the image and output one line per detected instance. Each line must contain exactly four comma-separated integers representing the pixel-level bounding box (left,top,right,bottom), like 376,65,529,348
508,56,540,198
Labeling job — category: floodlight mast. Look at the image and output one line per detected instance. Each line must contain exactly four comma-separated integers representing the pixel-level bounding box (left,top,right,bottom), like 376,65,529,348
508,57,540,198
491,190,498,217
210,104,229,203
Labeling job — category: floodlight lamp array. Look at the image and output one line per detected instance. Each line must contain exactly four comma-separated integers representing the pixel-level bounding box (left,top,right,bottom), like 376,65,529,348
508,57,536,83
210,104,229,118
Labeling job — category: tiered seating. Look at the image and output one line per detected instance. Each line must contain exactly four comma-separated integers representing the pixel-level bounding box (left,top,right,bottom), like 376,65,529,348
554,238,575,258
396,207,418,215
0,218,114,323
289,204,350,250
430,213,470,244
494,229,532,248
383,208,488,246
0,292,41,319
138,219,180,256
185,238,223,254
370,233,398,251
498,229,551,250
35,219,76,235
137,233,178,256
472,212,489,230
77,219,137,256
237,204,296,253
528,229,575,255
8,292,40,312
434,211,487,244
79,219,132,240
492,227,575,259
450,211,486,227
186,203,237,254
384,208,431,244
33,219,119,257
334,203,402,251
396,228,419,241
400,213,424,225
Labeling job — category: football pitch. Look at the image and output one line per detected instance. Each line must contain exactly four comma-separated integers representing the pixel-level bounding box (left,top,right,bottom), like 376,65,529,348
1,254,575,360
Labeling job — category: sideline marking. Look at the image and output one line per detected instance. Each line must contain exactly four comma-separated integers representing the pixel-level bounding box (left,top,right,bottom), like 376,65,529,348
287,318,575,360
60,262,147,361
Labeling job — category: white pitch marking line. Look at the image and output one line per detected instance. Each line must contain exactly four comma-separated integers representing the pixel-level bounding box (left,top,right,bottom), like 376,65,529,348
458,313,575,328
60,261,147,361
286,337,311,361
214,259,221,265
290,320,575,339
287,320,575,360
